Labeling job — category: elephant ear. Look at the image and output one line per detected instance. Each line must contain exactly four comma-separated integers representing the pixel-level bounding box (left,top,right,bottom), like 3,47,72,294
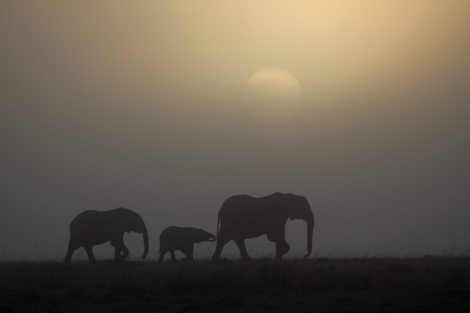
112,208,131,232
181,227,197,242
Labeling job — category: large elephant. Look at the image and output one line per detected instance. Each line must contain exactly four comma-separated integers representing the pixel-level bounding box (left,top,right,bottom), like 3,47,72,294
212,192,314,261
64,207,149,263
159,226,216,261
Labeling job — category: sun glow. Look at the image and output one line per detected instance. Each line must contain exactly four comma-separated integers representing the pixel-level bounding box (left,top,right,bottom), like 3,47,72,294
246,69,302,100
7,1,467,107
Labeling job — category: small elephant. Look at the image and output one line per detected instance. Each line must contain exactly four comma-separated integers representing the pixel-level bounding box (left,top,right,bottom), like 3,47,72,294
159,226,216,261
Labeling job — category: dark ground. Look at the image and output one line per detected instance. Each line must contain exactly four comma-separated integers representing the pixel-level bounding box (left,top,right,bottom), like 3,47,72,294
0,257,469,312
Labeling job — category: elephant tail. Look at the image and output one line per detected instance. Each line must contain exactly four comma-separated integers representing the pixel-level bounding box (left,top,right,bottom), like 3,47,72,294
216,211,221,239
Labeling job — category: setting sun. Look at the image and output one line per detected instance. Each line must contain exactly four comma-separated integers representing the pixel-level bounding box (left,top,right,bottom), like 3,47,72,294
246,69,302,100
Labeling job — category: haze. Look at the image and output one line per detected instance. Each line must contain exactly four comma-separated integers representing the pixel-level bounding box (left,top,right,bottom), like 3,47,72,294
1,1,469,259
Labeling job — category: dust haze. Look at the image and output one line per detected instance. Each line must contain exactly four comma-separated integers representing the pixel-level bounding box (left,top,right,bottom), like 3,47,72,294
1,1,469,260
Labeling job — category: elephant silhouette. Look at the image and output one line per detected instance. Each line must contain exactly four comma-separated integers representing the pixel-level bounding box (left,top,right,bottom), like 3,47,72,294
64,207,149,263
159,226,216,261
212,192,314,261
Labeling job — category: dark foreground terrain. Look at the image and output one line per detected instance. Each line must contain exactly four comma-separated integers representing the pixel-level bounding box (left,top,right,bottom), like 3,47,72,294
0,257,469,313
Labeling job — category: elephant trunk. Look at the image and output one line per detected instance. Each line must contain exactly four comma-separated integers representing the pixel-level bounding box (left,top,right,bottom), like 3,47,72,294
304,217,314,258
142,225,149,259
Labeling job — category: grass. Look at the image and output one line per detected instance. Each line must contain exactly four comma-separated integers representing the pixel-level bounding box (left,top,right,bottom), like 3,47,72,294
0,257,469,312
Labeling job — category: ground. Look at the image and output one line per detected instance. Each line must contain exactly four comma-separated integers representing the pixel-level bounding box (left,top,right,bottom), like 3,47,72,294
0,257,469,312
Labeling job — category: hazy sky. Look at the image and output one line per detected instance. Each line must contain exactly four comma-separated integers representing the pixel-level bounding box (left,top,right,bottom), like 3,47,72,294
1,1,469,259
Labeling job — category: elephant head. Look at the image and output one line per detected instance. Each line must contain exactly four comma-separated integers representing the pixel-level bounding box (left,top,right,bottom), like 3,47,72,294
192,229,216,243
285,194,314,258
121,209,149,259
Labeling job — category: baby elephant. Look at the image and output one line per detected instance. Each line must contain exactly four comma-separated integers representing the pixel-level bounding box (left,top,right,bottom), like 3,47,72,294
159,226,216,261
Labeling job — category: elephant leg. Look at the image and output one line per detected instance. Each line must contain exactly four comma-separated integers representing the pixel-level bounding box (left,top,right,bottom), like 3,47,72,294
111,237,129,261
275,240,290,259
113,246,121,261
111,241,122,261
159,250,166,262
64,242,77,263
181,244,194,261
84,245,97,263
267,229,289,259
170,250,177,262
212,236,230,261
235,239,250,260
120,244,129,260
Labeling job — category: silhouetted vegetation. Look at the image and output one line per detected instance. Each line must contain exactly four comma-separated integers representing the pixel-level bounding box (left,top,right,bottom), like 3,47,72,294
0,257,469,312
